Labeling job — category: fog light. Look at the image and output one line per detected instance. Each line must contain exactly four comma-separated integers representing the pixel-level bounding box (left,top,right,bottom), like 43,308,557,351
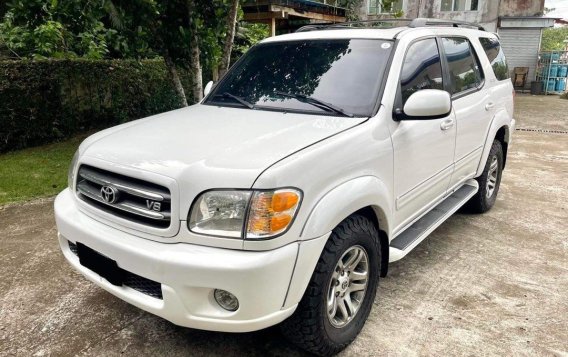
214,289,239,311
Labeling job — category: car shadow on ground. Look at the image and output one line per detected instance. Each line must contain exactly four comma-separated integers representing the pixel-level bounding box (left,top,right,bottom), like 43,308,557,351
97,298,311,356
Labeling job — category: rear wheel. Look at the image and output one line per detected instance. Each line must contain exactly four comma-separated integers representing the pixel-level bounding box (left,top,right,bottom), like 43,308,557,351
465,140,503,213
281,215,380,356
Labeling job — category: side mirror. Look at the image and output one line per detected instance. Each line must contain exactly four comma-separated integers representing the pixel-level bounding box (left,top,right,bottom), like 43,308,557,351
204,81,214,97
398,89,451,120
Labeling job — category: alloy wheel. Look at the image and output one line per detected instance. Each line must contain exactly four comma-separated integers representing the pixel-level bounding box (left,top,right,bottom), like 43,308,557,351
327,245,369,328
486,155,499,198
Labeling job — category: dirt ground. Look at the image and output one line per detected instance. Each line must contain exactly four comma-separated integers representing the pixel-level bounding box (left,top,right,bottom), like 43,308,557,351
1,94,567,356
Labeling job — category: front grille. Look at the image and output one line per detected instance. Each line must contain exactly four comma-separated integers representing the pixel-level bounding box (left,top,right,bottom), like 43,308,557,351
67,241,163,299
123,274,163,299
68,240,79,255
76,165,171,229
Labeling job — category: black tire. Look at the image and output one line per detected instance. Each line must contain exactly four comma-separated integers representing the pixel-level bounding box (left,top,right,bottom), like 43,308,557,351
465,140,504,213
280,215,380,356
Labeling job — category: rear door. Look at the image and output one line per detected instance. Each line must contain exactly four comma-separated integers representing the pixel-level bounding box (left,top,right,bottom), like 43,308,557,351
478,36,514,123
390,37,457,232
440,36,490,190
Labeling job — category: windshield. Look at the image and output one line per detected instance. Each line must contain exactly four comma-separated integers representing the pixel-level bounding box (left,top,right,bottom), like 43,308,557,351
205,39,393,117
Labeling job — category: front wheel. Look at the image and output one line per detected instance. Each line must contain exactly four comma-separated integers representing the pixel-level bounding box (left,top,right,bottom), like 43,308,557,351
465,140,504,213
280,215,380,356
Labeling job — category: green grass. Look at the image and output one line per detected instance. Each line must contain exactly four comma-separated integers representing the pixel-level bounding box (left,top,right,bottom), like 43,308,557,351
0,135,87,205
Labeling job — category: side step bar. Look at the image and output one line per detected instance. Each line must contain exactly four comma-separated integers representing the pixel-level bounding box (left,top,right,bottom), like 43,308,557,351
389,180,479,262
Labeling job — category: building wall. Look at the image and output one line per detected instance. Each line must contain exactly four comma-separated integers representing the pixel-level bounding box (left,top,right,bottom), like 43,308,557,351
498,0,545,17
357,0,545,31
357,0,499,30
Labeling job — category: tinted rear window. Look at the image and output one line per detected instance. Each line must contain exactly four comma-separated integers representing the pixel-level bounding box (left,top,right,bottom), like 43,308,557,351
479,37,509,81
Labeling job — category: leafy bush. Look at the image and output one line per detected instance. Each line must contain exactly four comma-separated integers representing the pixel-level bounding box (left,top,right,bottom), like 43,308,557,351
541,27,568,51
0,0,144,60
0,59,190,153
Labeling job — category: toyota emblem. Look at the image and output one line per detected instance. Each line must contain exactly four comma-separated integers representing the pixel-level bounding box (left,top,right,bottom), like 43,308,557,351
100,185,119,203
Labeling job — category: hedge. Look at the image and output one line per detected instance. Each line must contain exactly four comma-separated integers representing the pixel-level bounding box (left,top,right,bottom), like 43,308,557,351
0,59,192,153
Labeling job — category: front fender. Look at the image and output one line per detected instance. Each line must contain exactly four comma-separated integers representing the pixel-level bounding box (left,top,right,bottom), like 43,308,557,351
300,175,393,240
282,176,392,309
475,110,514,177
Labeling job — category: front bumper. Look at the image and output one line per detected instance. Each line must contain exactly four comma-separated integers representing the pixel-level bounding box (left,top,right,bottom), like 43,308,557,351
54,189,303,332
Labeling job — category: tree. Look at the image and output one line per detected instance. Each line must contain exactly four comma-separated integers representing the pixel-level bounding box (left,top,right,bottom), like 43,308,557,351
0,0,267,104
541,27,568,51
0,0,115,59
164,53,188,107
218,0,239,78
232,22,268,62
187,0,203,102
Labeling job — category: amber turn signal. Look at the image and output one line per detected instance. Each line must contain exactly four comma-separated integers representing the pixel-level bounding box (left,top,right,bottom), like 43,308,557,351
272,192,300,212
246,189,301,239
270,214,292,232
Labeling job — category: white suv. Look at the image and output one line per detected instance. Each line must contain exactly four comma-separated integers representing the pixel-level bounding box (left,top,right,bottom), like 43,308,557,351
55,19,515,356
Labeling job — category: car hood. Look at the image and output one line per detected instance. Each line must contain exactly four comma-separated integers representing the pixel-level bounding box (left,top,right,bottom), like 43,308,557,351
82,104,367,183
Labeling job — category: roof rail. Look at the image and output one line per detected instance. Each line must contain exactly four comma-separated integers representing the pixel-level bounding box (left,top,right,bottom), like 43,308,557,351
296,18,413,32
295,17,486,33
409,18,486,31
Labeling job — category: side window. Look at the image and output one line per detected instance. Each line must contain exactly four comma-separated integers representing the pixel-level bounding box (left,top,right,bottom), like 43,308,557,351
479,37,510,81
400,38,444,105
441,37,483,95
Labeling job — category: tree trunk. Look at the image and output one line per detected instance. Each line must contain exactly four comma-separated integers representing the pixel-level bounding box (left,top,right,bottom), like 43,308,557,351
218,0,239,78
212,66,219,82
187,0,203,102
164,54,188,107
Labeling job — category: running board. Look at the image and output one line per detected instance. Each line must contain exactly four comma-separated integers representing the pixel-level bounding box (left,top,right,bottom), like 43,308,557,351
389,180,479,262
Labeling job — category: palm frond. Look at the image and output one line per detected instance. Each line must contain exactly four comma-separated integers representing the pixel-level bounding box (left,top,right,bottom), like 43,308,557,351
103,0,123,30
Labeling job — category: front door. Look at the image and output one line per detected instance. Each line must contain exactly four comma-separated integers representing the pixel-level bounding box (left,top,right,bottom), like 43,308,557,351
390,37,457,233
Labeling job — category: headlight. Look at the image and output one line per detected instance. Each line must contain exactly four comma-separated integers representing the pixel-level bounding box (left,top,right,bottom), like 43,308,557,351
188,188,302,239
67,150,80,190
189,190,252,238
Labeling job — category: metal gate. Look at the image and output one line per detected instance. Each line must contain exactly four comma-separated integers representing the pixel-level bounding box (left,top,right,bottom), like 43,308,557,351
498,27,542,90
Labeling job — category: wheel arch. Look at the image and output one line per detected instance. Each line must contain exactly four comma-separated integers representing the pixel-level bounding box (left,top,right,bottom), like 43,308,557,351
354,206,390,278
495,125,509,168
476,111,513,177
300,176,392,241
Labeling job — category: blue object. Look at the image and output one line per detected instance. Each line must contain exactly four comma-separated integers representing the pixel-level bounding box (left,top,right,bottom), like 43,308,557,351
559,65,568,78
547,79,556,92
556,79,566,92
541,52,561,62
550,64,559,77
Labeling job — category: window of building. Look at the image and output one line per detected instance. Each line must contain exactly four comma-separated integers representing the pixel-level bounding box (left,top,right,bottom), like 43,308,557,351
441,37,484,94
368,0,403,15
400,38,444,105
441,0,478,11
479,37,510,81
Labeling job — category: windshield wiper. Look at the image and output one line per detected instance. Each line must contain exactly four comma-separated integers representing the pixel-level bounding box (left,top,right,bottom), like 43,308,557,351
274,91,354,117
215,92,255,109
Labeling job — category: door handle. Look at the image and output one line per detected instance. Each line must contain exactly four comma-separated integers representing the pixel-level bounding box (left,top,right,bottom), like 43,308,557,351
485,102,495,111
440,119,454,131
